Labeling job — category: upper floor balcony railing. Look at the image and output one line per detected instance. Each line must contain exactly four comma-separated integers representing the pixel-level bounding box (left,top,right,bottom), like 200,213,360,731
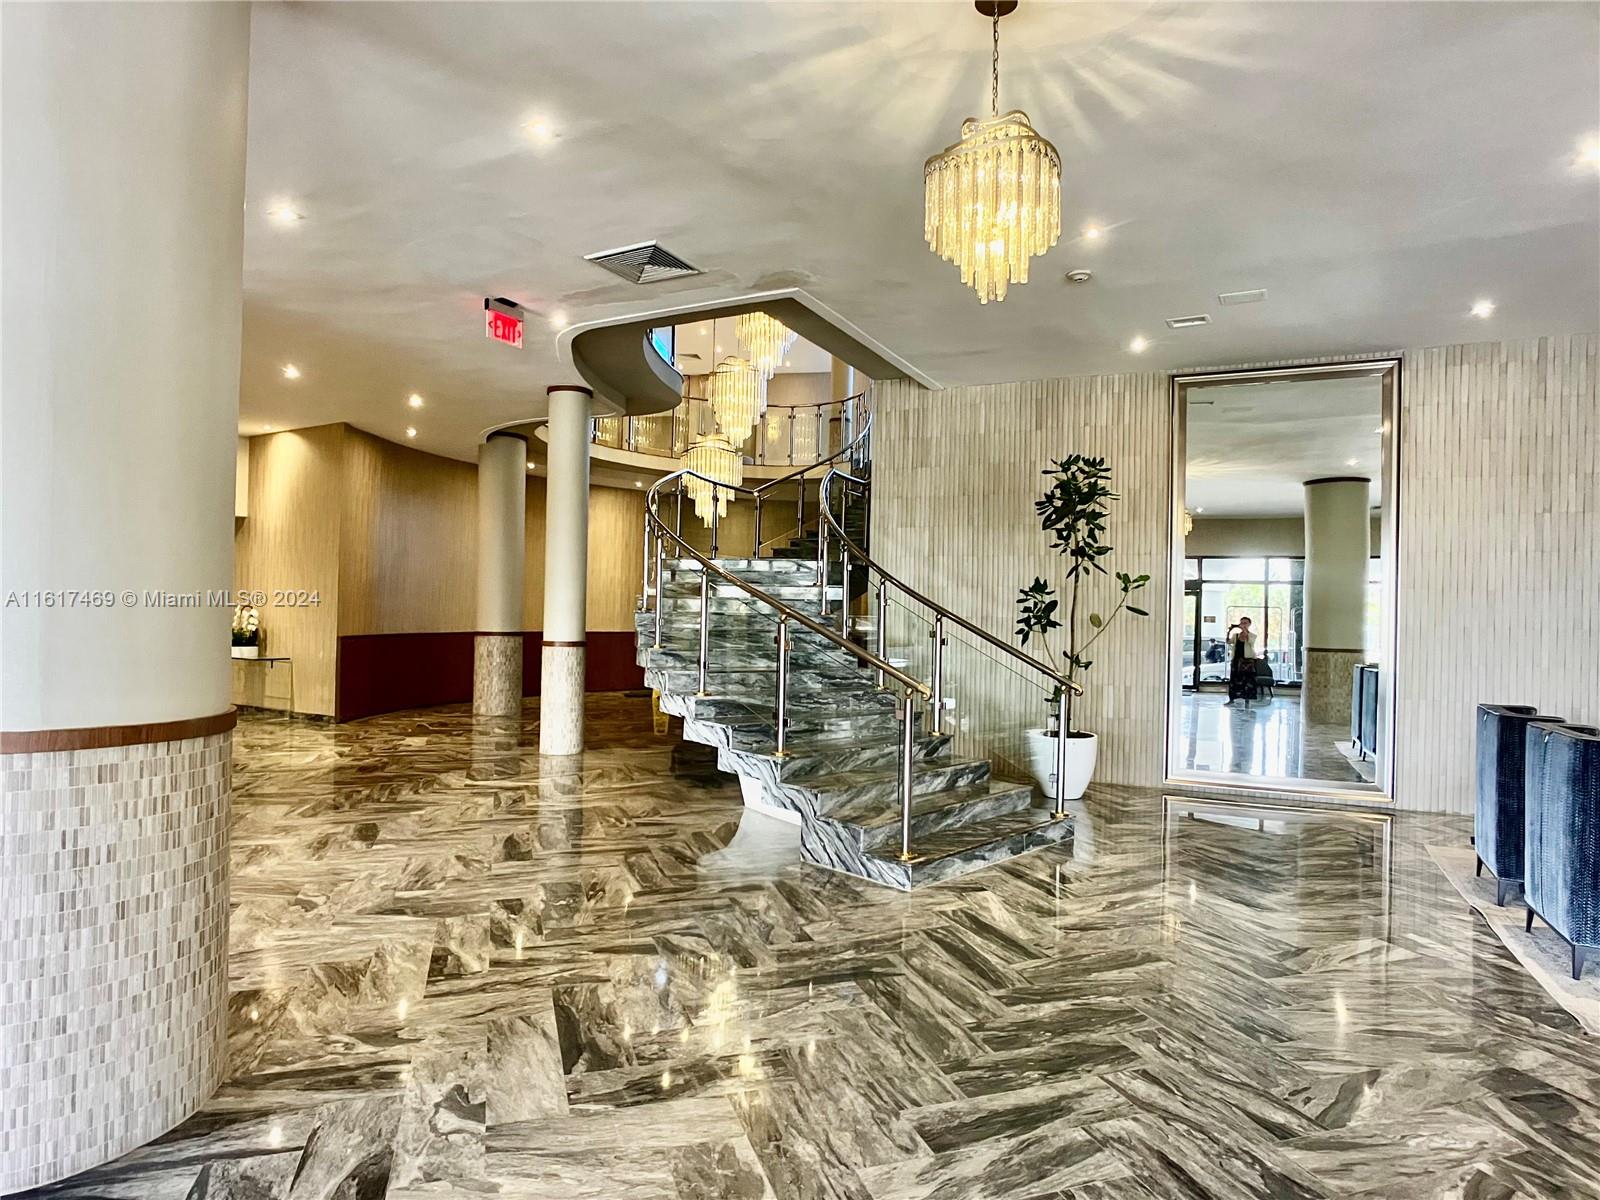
592,392,868,469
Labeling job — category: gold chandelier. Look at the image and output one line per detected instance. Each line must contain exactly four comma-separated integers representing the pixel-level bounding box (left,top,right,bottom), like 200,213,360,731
706,354,767,447
683,434,742,524
735,312,798,380
924,2,1061,304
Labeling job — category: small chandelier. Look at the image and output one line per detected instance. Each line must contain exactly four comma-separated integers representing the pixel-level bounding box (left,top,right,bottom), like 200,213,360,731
735,312,798,380
706,354,767,447
924,1,1061,304
683,434,742,525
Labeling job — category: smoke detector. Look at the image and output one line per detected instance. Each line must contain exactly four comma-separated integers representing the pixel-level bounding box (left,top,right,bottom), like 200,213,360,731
1064,268,1093,284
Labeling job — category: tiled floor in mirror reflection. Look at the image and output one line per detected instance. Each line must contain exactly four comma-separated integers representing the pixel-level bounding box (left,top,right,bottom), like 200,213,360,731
21,694,1600,1200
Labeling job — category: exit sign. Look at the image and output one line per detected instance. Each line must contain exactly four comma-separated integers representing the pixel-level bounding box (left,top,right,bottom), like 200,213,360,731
484,297,524,348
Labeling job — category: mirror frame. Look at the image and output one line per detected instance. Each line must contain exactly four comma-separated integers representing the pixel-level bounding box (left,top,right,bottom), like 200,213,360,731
1164,359,1402,802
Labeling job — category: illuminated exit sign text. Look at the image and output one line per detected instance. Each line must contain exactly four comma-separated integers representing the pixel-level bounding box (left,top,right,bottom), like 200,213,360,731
484,297,525,348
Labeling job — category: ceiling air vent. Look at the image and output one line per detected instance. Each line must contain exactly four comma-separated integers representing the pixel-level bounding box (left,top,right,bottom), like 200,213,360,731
1165,313,1212,329
1218,288,1267,306
583,241,702,284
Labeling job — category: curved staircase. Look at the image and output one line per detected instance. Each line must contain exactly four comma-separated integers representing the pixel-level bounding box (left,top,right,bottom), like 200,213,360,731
635,467,1076,890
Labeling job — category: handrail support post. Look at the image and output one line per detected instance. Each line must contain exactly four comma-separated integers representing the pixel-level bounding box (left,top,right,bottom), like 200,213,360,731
875,579,887,689
930,614,946,734
696,568,711,695
774,615,791,757
1053,687,1070,817
898,691,916,863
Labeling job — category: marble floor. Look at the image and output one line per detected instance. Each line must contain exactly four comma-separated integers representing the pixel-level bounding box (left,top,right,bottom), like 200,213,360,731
24,694,1600,1200
1175,691,1374,786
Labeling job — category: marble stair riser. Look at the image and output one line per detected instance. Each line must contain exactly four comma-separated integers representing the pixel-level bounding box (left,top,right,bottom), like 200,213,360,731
643,664,877,698
798,807,1072,890
661,580,843,604
681,707,910,750
673,691,901,726
849,782,1041,852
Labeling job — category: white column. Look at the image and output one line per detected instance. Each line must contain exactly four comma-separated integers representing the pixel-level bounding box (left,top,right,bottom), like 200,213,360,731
1302,477,1372,724
1,4,249,1190
473,433,527,715
540,386,593,754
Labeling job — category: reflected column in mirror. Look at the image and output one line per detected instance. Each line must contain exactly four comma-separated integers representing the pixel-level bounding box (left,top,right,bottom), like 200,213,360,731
1169,362,1398,795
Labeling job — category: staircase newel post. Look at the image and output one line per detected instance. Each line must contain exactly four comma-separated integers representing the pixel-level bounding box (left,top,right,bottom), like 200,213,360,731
840,547,851,637
930,614,946,734
696,568,711,695
1053,686,1070,818
774,615,791,757
875,579,887,690
652,531,665,649
898,690,916,863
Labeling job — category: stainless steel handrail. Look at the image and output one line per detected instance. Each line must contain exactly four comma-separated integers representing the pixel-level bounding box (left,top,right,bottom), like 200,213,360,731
642,464,931,860
751,392,872,553
819,468,1081,817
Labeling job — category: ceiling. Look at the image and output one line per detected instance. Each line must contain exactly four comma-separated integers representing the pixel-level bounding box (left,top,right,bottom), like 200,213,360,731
1185,374,1384,517
239,1,1599,462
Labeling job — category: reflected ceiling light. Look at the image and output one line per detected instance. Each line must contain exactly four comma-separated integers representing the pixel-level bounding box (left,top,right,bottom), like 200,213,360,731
405,426,418,439
1470,298,1496,318
683,434,742,525
524,116,555,143
266,201,304,225
1082,224,1103,241
923,1,1061,303
1128,335,1149,353
735,312,798,380
407,393,424,409
281,363,301,380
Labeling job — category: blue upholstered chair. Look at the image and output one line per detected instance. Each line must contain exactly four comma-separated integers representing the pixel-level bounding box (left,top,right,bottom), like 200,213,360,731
1523,723,1600,980
1474,703,1553,905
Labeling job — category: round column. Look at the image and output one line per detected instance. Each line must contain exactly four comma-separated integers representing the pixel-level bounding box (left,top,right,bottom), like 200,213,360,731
540,386,593,754
474,433,528,716
1302,477,1372,725
1,4,249,1189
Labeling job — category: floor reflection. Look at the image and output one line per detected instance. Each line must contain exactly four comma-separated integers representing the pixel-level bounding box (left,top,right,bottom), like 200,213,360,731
1176,691,1374,786
27,695,1600,1200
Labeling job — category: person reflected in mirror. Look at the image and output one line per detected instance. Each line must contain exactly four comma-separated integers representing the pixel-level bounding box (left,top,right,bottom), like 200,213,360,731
1224,617,1260,709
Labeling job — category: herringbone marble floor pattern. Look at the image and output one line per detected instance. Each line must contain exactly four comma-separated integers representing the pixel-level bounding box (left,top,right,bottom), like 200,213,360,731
24,696,1600,1200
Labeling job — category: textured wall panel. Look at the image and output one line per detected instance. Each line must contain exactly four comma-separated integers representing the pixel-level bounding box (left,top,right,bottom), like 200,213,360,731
1394,335,1598,813
1,732,231,1191
871,374,1171,787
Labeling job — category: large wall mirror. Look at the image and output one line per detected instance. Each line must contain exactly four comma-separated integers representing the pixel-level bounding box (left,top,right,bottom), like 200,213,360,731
1166,361,1399,798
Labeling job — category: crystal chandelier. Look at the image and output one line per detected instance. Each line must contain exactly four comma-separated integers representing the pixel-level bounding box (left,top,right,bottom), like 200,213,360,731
706,353,766,447
735,312,798,380
683,434,742,524
924,1,1061,303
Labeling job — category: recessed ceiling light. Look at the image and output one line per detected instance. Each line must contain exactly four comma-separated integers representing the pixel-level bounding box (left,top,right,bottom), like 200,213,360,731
1194,506,1204,514
267,201,304,225
1576,134,1600,169
634,480,642,488
524,116,555,143
1346,457,1360,467
281,363,301,380
1128,335,1149,354
527,461,535,470
1374,424,1385,434
262,424,276,432
1470,298,1495,318
1082,224,1104,241
405,426,417,439
549,311,568,329
408,393,424,409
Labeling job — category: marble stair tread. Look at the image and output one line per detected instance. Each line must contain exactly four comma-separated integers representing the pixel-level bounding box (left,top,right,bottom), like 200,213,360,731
871,808,1073,885
775,755,992,812
830,779,1039,845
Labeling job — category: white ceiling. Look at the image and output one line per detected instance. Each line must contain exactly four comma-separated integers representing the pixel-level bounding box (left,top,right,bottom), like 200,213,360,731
1185,375,1384,517
239,1,1600,462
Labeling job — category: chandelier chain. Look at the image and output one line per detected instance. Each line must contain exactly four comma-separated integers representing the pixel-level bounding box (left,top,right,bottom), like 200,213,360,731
991,9,1000,116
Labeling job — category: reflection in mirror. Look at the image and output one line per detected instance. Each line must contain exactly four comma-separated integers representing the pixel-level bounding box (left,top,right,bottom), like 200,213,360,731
1168,363,1397,795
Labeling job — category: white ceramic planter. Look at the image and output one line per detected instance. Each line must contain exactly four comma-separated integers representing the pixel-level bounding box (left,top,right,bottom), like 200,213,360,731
1025,728,1098,800
231,644,259,659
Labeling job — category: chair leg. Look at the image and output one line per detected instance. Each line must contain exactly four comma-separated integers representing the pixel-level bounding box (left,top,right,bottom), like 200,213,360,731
1525,906,1536,933
1475,858,1483,878
1574,945,1588,982
1496,878,1512,907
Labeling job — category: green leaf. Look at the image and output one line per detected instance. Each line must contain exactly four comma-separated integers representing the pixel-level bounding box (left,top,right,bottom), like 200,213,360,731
1088,613,1103,628
1126,605,1149,617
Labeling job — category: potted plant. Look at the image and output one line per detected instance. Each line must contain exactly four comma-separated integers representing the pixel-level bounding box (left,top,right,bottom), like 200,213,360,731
1014,454,1150,798
231,603,261,659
